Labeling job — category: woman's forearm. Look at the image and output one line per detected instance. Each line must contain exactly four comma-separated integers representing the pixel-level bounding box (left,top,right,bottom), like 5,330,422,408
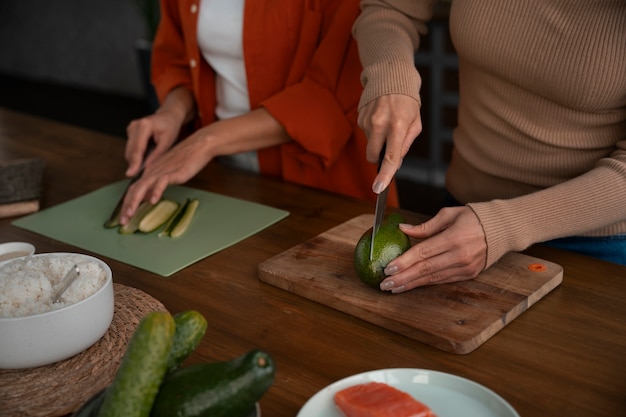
202,107,291,157
156,86,197,126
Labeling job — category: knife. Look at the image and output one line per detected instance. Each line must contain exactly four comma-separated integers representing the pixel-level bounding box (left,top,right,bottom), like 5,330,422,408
103,139,156,228
369,145,389,260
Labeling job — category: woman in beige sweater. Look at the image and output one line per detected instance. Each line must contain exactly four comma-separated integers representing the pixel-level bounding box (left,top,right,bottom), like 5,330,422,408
353,0,626,292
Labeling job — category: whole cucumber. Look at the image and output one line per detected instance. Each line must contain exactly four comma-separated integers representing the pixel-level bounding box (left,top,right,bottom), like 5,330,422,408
151,349,276,417
97,311,175,417
166,310,208,373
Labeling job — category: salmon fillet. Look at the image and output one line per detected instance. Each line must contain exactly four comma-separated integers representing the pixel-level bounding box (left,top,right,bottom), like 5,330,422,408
334,382,436,417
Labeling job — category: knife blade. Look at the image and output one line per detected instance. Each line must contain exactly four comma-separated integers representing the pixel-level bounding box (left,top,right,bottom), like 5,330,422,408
370,184,389,260
369,145,389,260
103,140,156,228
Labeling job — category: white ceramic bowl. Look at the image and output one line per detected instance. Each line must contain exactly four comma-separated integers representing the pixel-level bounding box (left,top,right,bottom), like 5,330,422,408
0,253,114,369
0,241,36,262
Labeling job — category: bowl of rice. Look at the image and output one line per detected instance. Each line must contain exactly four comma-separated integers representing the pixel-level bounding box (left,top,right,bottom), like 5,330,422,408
0,252,113,369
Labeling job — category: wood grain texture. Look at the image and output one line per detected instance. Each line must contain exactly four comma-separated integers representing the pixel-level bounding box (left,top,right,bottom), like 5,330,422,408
1,108,625,417
259,214,563,354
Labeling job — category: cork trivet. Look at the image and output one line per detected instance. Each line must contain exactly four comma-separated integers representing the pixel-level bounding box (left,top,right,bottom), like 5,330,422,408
0,283,168,417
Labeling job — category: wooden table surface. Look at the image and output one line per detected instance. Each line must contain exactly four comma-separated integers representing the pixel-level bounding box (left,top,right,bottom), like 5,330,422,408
1,107,625,416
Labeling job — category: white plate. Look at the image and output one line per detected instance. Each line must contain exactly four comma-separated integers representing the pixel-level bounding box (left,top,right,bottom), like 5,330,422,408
297,368,519,417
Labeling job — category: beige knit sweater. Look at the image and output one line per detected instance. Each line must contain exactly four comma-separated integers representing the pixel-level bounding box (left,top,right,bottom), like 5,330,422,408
353,0,626,268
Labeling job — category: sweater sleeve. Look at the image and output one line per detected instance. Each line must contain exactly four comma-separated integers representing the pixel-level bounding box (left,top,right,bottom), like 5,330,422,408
469,144,626,268
351,0,437,110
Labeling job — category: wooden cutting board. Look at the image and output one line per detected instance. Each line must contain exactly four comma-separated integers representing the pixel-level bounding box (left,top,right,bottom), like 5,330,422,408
258,214,563,354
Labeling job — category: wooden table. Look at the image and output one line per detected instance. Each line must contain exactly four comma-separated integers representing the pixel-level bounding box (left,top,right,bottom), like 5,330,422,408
1,108,625,416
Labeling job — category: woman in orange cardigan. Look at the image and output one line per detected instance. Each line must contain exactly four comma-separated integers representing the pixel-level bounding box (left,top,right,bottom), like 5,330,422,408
118,0,397,224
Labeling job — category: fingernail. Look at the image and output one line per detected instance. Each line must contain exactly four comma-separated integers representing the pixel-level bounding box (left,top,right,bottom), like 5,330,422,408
398,223,412,229
380,280,395,291
384,265,398,275
373,181,385,194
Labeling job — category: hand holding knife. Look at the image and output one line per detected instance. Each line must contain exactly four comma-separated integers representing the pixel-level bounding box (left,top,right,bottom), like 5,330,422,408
369,144,391,260
103,139,156,228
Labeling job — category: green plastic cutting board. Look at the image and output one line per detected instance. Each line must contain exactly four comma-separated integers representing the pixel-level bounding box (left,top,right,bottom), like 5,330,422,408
12,181,289,276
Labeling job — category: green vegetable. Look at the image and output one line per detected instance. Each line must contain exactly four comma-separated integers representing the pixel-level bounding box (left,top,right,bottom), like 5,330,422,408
151,349,275,417
118,201,155,234
97,311,175,417
138,199,180,233
169,198,199,238
104,212,121,229
166,310,208,374
158,202,185,237
353,213,411,287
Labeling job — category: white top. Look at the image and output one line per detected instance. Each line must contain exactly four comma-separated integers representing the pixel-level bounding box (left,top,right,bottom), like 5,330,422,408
197,0,259,172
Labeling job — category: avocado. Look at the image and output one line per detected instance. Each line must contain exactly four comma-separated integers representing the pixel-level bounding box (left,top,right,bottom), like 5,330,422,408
354,213,411,287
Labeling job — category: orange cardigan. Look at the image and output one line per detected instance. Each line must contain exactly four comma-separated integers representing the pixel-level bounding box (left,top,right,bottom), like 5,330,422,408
151,0,398,207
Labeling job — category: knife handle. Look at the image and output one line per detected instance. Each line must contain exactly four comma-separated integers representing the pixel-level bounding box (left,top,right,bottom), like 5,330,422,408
377,144,386,173
140,139,157,171
130,139,157,182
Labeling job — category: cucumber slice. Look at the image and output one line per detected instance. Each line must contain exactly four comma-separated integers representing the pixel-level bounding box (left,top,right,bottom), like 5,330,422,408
104,212,121,229
118,201,155,234
158,199,187,237
138,200,180,233
169,198,199,238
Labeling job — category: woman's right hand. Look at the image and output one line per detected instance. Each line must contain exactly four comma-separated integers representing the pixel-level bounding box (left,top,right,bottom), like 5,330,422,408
357,93,422,193
125,109,183,178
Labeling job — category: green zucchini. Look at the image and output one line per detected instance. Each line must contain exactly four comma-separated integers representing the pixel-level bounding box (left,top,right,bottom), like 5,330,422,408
118,201,155,234
138,199,180,233
97,311,175,417
169,198,199,238
165,310,208,374
151,349,275,417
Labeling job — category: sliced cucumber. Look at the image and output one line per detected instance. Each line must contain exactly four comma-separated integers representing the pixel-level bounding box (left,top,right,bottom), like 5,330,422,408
104,211,121,229
138,199,180,233
169,198,199,238
118,201,155,234
158,199,187,237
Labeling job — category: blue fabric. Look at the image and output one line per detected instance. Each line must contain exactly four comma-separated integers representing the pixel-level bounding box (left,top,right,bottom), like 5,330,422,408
440,191,626,266
542,235,626,266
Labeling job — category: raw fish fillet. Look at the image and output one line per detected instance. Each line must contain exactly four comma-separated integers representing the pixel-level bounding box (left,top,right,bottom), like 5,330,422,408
334,382,436,417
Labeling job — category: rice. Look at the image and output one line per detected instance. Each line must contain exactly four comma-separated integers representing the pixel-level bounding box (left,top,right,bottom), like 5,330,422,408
0,254,107,318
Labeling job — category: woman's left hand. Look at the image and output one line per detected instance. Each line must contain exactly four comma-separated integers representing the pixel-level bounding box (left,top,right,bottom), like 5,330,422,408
119,130,213,225
380,206,488,293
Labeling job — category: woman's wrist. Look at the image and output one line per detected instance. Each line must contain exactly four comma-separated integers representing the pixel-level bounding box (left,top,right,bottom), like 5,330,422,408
157,86,197,126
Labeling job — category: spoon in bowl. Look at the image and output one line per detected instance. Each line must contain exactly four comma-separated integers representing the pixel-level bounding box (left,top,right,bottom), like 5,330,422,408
52,264,80,304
